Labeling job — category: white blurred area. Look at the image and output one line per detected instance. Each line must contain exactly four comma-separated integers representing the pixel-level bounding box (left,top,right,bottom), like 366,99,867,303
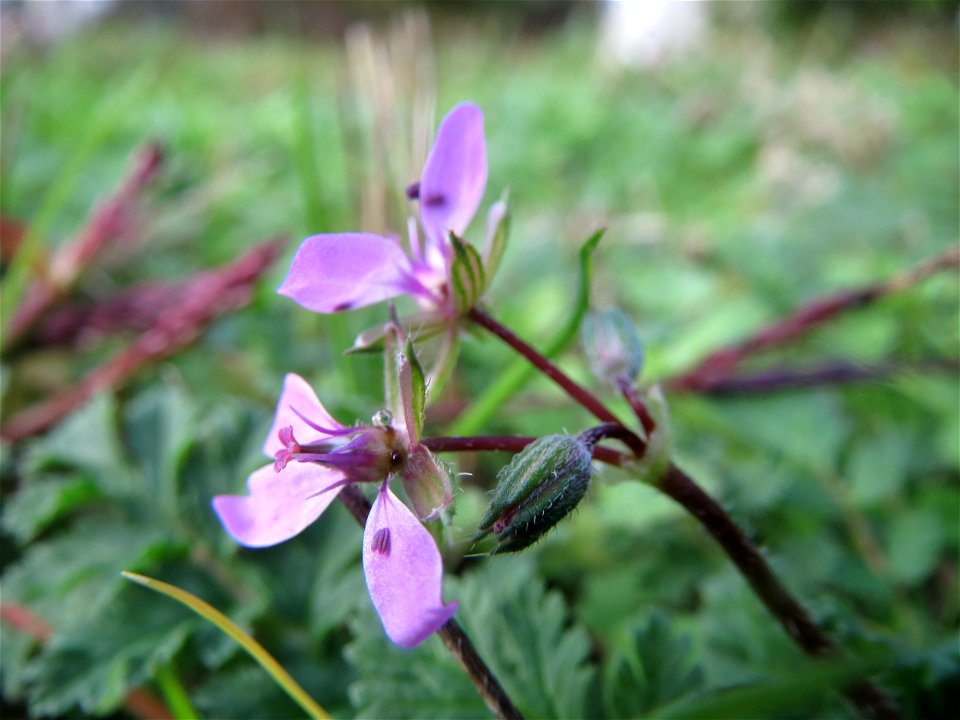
599,0,709,68
1,0,115,59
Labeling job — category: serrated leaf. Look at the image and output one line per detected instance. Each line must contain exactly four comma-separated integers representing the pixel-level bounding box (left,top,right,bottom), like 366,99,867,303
192,666,307,720
122,571,329,719
2,519,170,628
450,234,486,312
454,556,595,719
0,624,38,703
346,612,488,720
123,384,198,521
604,612,704,718
656,659,870,720
23,393,133,496
1,473,100,543
22,585,198,717
346,556,594,719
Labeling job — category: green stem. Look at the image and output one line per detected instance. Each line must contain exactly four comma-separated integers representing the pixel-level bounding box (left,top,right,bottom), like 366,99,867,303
154,663,198,720
450,230,603,435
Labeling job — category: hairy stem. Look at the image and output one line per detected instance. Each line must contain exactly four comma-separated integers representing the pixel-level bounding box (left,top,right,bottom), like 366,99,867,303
427,435,900,718
659,464,901,719
459,303,905,718
674,359,960,396
422,435,630,467
337,485,524,720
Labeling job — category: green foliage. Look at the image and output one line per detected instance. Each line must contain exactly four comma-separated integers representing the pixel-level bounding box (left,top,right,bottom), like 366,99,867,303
2,10,957,720
604,612,704,718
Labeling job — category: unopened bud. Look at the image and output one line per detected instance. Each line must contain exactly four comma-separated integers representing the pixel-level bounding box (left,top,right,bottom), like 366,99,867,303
476,434,593,553
581,308,644,385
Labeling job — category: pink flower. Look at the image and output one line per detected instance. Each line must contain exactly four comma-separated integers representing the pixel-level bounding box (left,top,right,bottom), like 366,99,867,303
212,373,457,648
277,103,490,318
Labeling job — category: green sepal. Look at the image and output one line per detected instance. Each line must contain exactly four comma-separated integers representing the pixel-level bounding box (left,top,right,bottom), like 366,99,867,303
450,233,486,313
482,193,510,284
346,312,448,355
399,338,427,442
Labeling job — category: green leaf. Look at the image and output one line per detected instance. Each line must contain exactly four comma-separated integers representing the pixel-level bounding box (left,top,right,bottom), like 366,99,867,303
0,624,38,704
22,584,197,717
452,228,604,435
346,556,594,719
656,659,871,720
604,612,704,718
455,556,595,718
2,519,170,628
886,508,945,586
123,571,329,720
1,473,100,543
450,233,486,313
24,392,132,497
123,384,198,526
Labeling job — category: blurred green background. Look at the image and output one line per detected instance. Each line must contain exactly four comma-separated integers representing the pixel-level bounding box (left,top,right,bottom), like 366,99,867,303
1,2,957,718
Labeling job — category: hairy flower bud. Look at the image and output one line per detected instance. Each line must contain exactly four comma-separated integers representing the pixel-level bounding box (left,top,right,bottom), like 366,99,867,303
475,434,593,553
581,308,644,386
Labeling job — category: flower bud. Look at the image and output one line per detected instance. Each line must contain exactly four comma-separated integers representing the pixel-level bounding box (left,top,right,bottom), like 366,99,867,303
581,308,644,386
475,434,593,553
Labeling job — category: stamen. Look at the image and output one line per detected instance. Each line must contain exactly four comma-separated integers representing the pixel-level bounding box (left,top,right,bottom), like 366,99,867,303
288,406,352,436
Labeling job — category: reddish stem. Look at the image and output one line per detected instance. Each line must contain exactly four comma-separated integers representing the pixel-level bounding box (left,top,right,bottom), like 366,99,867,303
467,307,621,425
422,435,631,467
5,143,165,348
667,247,959,393
682,358,960,396
616,376,657,436
1,238,285,441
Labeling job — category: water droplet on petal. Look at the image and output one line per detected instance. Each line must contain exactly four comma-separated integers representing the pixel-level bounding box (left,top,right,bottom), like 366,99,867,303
372,408,393,428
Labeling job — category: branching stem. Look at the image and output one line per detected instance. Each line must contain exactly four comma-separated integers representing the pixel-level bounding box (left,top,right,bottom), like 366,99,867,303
463,307,903,719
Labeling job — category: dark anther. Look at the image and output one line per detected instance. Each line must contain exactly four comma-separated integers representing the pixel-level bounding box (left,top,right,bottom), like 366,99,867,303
389,450,404,469
405,181,420,200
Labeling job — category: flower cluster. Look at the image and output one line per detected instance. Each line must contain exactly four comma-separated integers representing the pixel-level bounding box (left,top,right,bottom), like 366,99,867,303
214,103,504,648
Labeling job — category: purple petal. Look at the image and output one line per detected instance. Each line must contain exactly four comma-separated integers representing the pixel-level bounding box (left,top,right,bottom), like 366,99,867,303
213,463,344,548
419,103,488,250
263,374,343,457
362,485,457,647
278,233,413,313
